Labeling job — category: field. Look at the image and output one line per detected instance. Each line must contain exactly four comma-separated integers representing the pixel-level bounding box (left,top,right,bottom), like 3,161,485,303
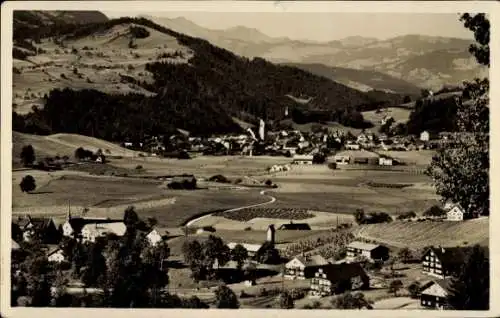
269,166,439,215
13,23,193,114
12,131,141,166
354,218,489,249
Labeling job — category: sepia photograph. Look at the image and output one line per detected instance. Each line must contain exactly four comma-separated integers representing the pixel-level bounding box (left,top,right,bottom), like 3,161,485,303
0,1,496,316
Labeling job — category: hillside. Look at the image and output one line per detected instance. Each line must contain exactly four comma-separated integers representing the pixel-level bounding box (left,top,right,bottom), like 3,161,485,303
286,63,422,95
355,218,489,249
12,131,140,165
148,16,486,91
12,15,403,141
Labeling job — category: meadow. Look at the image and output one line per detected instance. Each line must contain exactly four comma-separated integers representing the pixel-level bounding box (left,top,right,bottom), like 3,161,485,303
353,218,489,249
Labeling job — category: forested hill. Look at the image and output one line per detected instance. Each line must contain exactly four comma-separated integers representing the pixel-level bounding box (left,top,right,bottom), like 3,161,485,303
13,16,405,141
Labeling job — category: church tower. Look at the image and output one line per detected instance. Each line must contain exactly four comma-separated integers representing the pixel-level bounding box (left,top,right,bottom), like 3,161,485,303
266,224,275,245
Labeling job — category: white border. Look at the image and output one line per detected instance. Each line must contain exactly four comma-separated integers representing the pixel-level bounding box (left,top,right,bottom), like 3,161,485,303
1,1,499,317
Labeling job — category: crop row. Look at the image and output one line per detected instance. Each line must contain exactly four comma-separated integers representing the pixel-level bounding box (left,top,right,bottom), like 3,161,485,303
216,207,313,222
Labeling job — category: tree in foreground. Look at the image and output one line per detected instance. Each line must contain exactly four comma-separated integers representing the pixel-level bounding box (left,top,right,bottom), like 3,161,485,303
398,248,412,264
279,291,294,309
231,244,248,271
20,145,35,166
407,281,421,299
20,175,36,193
426,13,489,217
214,285,239,309
447,245,489,310
388,279,403,297
332,292,372,309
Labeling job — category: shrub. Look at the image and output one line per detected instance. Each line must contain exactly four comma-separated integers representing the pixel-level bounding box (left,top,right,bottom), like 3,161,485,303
407,282,421,299
244,227,252,231
423,205,445,217
312,152,326,164
20,175,36,193
265,179,273,186
328,162,337,170
135,165,143,170
208,174,229,183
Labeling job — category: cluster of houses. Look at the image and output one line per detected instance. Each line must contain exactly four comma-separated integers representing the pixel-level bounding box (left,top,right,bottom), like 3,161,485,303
120,120,457,160
11,211,168,264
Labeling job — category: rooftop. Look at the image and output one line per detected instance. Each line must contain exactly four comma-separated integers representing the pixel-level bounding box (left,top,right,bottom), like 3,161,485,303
347,241,381,251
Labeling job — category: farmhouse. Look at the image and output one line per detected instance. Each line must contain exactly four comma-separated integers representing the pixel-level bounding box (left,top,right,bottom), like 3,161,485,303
47,247,66,263
310,263,369,297
444,202,470,221
146,229,164,246
420,131,430,142
420,279,452,309
81,222,127,243
292,154,314,165
278,222,311,231
284,254,329,279
227,242,264,257
16,216,60,244
378,157,393,166
334,155,350,165
346,241,389,262
422,246,471,279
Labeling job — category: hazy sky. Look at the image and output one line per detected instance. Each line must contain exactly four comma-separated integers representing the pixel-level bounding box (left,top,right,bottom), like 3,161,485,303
103,11,473,42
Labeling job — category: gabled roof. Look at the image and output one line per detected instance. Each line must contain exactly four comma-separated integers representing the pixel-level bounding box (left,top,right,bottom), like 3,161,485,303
12,239,21,250
17,216,55,230
227,242,262,253
425,246,472,268
294,254,329,267
347,241,382,251
316,263,368,282
278,223,311,230
421,279,452,297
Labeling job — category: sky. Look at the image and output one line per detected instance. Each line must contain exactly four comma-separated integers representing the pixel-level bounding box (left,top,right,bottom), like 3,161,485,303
103,11,474,42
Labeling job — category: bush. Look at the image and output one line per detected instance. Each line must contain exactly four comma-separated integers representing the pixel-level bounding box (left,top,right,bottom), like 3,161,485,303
265,179,273,186
20,175,36,193
244,227,252,231
312,152,326,164
208,174,229,183
135,165,143,170
423,205,445,217
328,162,337,170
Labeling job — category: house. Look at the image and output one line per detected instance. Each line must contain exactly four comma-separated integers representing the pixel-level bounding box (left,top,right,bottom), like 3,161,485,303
420,279,452,309
227,242,264,257
146,229,164,246
310,263,369,297
16,216,60,244
334,155,350,165
292,154,314,165
95,155,104,163
444,202,469,221
346,241,390,262
81,222,127,243
62,217,87,238
47,247,66,263
421,246,471,279
284,254,329,279
420,131,430,142
356,133,369,144
379,157,393,166
345,143,360,150
278,222,311,231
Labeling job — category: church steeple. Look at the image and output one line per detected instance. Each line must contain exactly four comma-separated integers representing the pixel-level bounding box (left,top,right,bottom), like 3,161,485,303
67,200,71,220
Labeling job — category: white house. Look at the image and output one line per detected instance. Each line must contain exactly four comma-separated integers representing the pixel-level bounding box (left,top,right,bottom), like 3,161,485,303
345,143,360,150
445,203,467,221
47,248,66,263
420,279,451,309
420,131,430,142
378,157,393,166
284,254,329,279
146,229,163,246
81,222,126,243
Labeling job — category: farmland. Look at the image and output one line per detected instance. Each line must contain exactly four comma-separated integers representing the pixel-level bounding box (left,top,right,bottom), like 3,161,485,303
354,218,489,249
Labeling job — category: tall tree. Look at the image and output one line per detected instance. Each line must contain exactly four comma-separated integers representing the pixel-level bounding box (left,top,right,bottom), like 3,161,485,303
20,145,36,166
214,285,239,309
447,245,489,310
231,244,248,271
426,13,490,216
279,291,294,309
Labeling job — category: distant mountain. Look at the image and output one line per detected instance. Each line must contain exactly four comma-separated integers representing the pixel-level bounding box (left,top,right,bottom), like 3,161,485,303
148,16,487,91
14,10,108,27
286,63,422,95
13,15,404,141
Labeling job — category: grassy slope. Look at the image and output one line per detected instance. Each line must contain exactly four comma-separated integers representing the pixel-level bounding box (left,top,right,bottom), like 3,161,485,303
354,218,489,249
13,131,141,164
